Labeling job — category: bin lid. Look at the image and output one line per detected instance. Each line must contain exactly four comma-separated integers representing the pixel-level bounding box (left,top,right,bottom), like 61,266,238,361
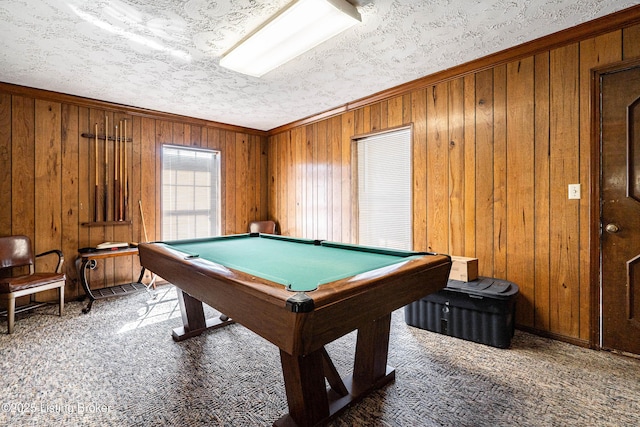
446,276,519,298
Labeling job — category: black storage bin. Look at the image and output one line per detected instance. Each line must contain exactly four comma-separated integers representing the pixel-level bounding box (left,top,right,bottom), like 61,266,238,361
405,277,519,348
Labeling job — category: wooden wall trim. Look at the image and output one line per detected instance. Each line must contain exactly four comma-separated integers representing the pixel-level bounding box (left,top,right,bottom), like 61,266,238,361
269,4,640,135
517,324,590,349
0,82,268,137
350,123,412,141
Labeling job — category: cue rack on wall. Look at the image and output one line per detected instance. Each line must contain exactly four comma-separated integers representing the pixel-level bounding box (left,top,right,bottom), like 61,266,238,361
81,116,132,226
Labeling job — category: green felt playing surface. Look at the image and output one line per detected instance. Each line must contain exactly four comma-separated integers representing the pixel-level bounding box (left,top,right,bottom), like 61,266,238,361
164,234,422,292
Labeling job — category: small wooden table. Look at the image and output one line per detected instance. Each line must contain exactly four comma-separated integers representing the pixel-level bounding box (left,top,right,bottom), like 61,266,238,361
77,247,148,313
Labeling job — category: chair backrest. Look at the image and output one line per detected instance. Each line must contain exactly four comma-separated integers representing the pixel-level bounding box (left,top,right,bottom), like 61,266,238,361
248,220,277,234
0,235,35,270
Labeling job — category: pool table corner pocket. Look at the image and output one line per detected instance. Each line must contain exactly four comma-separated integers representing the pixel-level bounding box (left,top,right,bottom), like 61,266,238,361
285,292,315,313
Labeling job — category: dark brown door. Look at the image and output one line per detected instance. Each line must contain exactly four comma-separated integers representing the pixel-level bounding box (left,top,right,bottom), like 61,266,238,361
601,64,640,355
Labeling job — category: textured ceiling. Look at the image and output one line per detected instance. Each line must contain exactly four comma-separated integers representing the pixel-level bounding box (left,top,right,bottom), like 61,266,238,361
0,0,638,131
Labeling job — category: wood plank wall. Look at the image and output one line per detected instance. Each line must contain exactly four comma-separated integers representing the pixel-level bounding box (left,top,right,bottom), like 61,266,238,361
0,89,268,301
267,23,640,344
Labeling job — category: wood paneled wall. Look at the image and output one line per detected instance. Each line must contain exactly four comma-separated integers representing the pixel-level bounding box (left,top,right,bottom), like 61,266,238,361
0,89,268,301
267,23,640,344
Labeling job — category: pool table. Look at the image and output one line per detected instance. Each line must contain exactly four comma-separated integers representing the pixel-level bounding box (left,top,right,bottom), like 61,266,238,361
138,233,451,427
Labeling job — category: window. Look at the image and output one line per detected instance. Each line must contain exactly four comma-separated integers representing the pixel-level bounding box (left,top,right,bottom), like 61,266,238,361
162,145,221,240
355,127,412,250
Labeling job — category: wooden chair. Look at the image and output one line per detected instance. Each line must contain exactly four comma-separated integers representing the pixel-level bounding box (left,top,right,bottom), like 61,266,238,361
248,220,277,234
0,235,65,334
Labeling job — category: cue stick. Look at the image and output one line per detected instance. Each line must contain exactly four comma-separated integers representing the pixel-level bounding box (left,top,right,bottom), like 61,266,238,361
123,119,128,221
104,115,109,221
114,124,120,221
139,200,149,242
119,120,124,221
138,199,157,289
117,121,120,220
94,123,99,222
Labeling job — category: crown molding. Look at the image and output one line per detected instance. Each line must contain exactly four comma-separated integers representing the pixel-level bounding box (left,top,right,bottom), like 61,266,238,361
0,82,268,137
269,4,640,135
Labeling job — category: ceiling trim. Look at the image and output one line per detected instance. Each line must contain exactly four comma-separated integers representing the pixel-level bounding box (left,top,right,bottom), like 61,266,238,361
0,82,269,137
269,4,640,135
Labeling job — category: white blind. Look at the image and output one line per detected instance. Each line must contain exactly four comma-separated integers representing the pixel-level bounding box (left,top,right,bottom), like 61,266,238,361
356,128,412,250
162,145,220,240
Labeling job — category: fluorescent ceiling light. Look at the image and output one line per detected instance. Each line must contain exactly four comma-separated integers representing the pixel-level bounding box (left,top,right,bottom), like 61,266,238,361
220,0,361,77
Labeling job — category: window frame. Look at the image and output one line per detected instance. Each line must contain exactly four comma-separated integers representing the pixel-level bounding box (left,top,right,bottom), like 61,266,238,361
161,144,222,241
351,125,414,250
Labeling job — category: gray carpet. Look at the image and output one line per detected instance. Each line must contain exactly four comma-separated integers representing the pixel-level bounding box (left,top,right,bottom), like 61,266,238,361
1,285,639,427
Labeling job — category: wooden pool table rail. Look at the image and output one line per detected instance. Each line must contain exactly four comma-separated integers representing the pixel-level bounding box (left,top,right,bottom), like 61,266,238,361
139,241,450,355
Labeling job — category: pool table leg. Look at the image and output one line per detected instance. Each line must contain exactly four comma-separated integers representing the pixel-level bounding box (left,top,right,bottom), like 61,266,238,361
172,289,234,342
278,349,330,427
275,314,395,427
352,312,394,394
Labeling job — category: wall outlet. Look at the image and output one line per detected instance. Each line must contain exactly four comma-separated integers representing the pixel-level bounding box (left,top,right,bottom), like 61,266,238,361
568,184,581,199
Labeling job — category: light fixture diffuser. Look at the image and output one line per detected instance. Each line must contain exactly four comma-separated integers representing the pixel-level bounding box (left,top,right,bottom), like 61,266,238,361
220,0,361,77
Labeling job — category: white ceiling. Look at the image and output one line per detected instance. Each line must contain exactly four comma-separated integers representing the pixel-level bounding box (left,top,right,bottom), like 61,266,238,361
1,0,638,131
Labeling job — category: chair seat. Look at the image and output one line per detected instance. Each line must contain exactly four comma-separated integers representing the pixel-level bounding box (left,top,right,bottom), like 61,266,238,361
0,273,65,293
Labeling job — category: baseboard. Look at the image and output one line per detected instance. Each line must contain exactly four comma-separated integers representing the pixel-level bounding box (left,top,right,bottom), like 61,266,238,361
516,324,591,349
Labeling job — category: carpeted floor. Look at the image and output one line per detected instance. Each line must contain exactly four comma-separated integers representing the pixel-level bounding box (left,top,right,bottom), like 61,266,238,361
1,285,639,427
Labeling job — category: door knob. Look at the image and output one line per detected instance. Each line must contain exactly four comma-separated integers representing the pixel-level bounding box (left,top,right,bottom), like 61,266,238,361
605,223,620,233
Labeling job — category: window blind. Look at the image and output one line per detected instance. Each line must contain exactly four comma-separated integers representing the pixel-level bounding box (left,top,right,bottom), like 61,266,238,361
162,145,220,240
356,127,412,250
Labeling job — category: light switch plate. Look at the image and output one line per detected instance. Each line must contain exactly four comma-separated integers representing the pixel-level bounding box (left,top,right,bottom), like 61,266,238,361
568,184,581,199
